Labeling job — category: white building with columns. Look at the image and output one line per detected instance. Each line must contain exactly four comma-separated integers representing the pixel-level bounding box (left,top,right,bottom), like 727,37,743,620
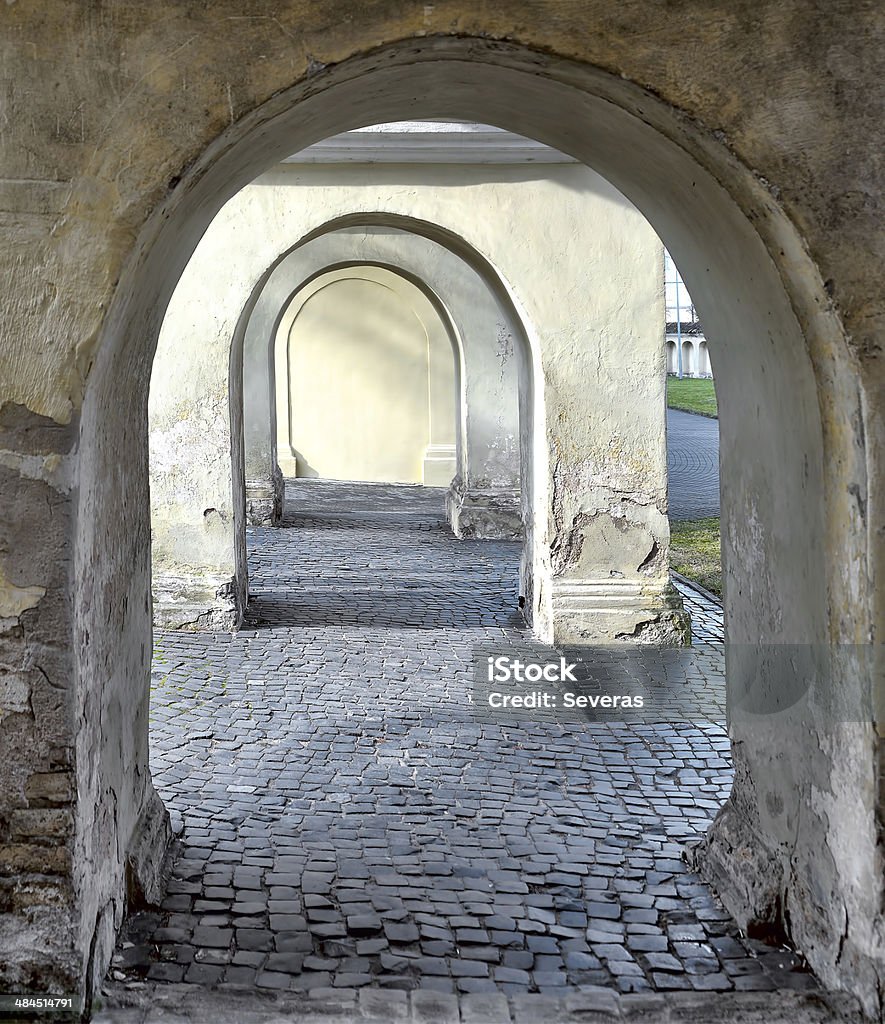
665,249,711,378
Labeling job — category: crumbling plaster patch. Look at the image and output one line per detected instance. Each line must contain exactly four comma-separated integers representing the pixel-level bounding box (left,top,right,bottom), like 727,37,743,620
0,571,46,621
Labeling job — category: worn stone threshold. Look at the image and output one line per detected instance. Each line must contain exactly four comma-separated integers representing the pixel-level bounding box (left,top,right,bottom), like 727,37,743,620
94,982,863,1023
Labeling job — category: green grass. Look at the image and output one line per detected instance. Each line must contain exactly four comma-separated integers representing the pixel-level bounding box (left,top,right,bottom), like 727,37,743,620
670,517,722,597
667,376,718,418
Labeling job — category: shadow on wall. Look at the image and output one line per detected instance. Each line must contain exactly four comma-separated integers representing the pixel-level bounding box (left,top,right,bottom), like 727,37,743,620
292,450,318,478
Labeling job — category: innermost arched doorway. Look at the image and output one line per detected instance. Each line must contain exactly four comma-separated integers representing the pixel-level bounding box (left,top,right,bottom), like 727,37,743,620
276,265,457,485
698,340,711,377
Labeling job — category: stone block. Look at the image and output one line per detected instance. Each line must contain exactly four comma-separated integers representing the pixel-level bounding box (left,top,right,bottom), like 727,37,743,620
24,771,74,807
446,483,523,540
409,989,460,1023
460,991,512,1023
0,843,71,875
10,808,71,839
0,673,30,713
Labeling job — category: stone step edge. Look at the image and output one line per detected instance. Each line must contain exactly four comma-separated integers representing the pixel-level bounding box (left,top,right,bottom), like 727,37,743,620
669,570,722,609
95,982,864,1024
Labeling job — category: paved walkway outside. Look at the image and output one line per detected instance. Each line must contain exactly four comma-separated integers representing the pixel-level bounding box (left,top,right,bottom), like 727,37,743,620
99,482,839,1022
667,409,719,521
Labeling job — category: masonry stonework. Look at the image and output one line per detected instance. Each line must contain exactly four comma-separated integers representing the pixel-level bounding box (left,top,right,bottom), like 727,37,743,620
0,3,880,1016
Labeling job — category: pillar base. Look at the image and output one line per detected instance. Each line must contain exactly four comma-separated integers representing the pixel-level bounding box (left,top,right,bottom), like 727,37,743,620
549,578,691,645
152,573,244,631
126,785,173,908
687,793,786,940
245,466,284,526
446,480,523,539
423,444,457,487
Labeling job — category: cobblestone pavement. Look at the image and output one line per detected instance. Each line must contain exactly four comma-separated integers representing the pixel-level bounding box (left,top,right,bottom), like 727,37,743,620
103,482,824,1019
667,409,719,521
670,573,722,647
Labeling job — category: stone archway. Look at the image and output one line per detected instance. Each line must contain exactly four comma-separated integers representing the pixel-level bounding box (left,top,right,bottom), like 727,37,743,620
150,202,541,631
698,340,711,378
151,145,678,647
1,23,878,1016
234,219,528,539
682,339,694,376
666,339,677,374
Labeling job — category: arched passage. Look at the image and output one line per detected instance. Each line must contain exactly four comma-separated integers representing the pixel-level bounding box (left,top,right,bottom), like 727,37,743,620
234,219,528,538
682,339,694,376
173,205,542,632
156,158,674,647
666,339,677,374
698,340,711,377
4,37,872,1011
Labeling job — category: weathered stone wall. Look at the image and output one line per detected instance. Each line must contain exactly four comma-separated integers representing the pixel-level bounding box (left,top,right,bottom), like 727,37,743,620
0,406,78,990
149,317,249,631
151,163,671,638
0,2,880,1013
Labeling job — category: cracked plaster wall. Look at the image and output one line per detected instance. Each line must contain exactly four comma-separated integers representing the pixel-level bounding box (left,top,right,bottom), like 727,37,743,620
0,4,879,1013
151,162,668,637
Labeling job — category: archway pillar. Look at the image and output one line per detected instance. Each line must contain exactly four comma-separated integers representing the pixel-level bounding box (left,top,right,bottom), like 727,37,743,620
446,309,523,540
547,578,689,645
243,258,285,526
423,443,457,487
0,405,82,990
149,355,248,630
526,236,689,646
447,480,523,540
424,310,459,487
245,465,284,527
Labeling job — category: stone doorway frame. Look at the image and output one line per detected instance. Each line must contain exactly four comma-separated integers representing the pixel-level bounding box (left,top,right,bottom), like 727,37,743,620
7,37,876,1013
